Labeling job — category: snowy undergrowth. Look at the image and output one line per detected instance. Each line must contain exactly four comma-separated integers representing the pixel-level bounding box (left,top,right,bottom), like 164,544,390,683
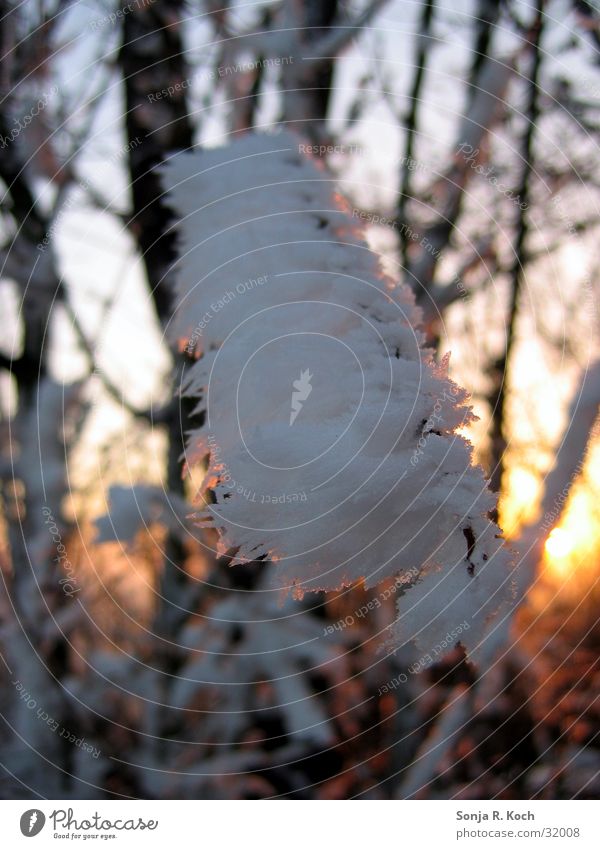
161,131,517,664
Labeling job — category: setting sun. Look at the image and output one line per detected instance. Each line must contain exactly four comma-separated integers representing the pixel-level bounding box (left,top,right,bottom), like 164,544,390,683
545,527,575,560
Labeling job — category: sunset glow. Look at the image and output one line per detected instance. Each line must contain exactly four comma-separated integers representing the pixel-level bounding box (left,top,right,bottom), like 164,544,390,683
498,434,600,583
541,441,600,581
545,527,575,560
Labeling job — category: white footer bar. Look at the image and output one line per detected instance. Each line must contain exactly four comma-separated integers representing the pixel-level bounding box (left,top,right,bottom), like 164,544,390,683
0,800,598,847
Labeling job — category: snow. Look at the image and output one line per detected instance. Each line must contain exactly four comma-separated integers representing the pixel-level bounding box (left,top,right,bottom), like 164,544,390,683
162,130,518,663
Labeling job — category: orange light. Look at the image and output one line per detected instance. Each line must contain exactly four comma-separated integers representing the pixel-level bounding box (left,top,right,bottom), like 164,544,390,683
544,527,574,560
499,467,542,538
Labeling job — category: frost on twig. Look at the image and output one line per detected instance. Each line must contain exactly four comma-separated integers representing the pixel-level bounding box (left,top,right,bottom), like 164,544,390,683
161,131,517,664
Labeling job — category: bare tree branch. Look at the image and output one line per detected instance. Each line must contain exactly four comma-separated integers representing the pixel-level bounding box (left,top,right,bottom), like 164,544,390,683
488,1,545,499
408,54,515,298
300,0,389,70
397,0,436,269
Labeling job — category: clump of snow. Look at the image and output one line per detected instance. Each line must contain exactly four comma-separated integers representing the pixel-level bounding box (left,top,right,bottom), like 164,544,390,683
161,131,517,664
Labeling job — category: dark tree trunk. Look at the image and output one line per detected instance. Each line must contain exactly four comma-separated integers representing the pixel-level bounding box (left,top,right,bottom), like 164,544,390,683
119,1,199,678
488,3,544,503
120,0,193,321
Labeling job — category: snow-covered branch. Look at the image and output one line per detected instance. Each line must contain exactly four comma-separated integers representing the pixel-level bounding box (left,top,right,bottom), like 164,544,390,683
162,131,518,664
